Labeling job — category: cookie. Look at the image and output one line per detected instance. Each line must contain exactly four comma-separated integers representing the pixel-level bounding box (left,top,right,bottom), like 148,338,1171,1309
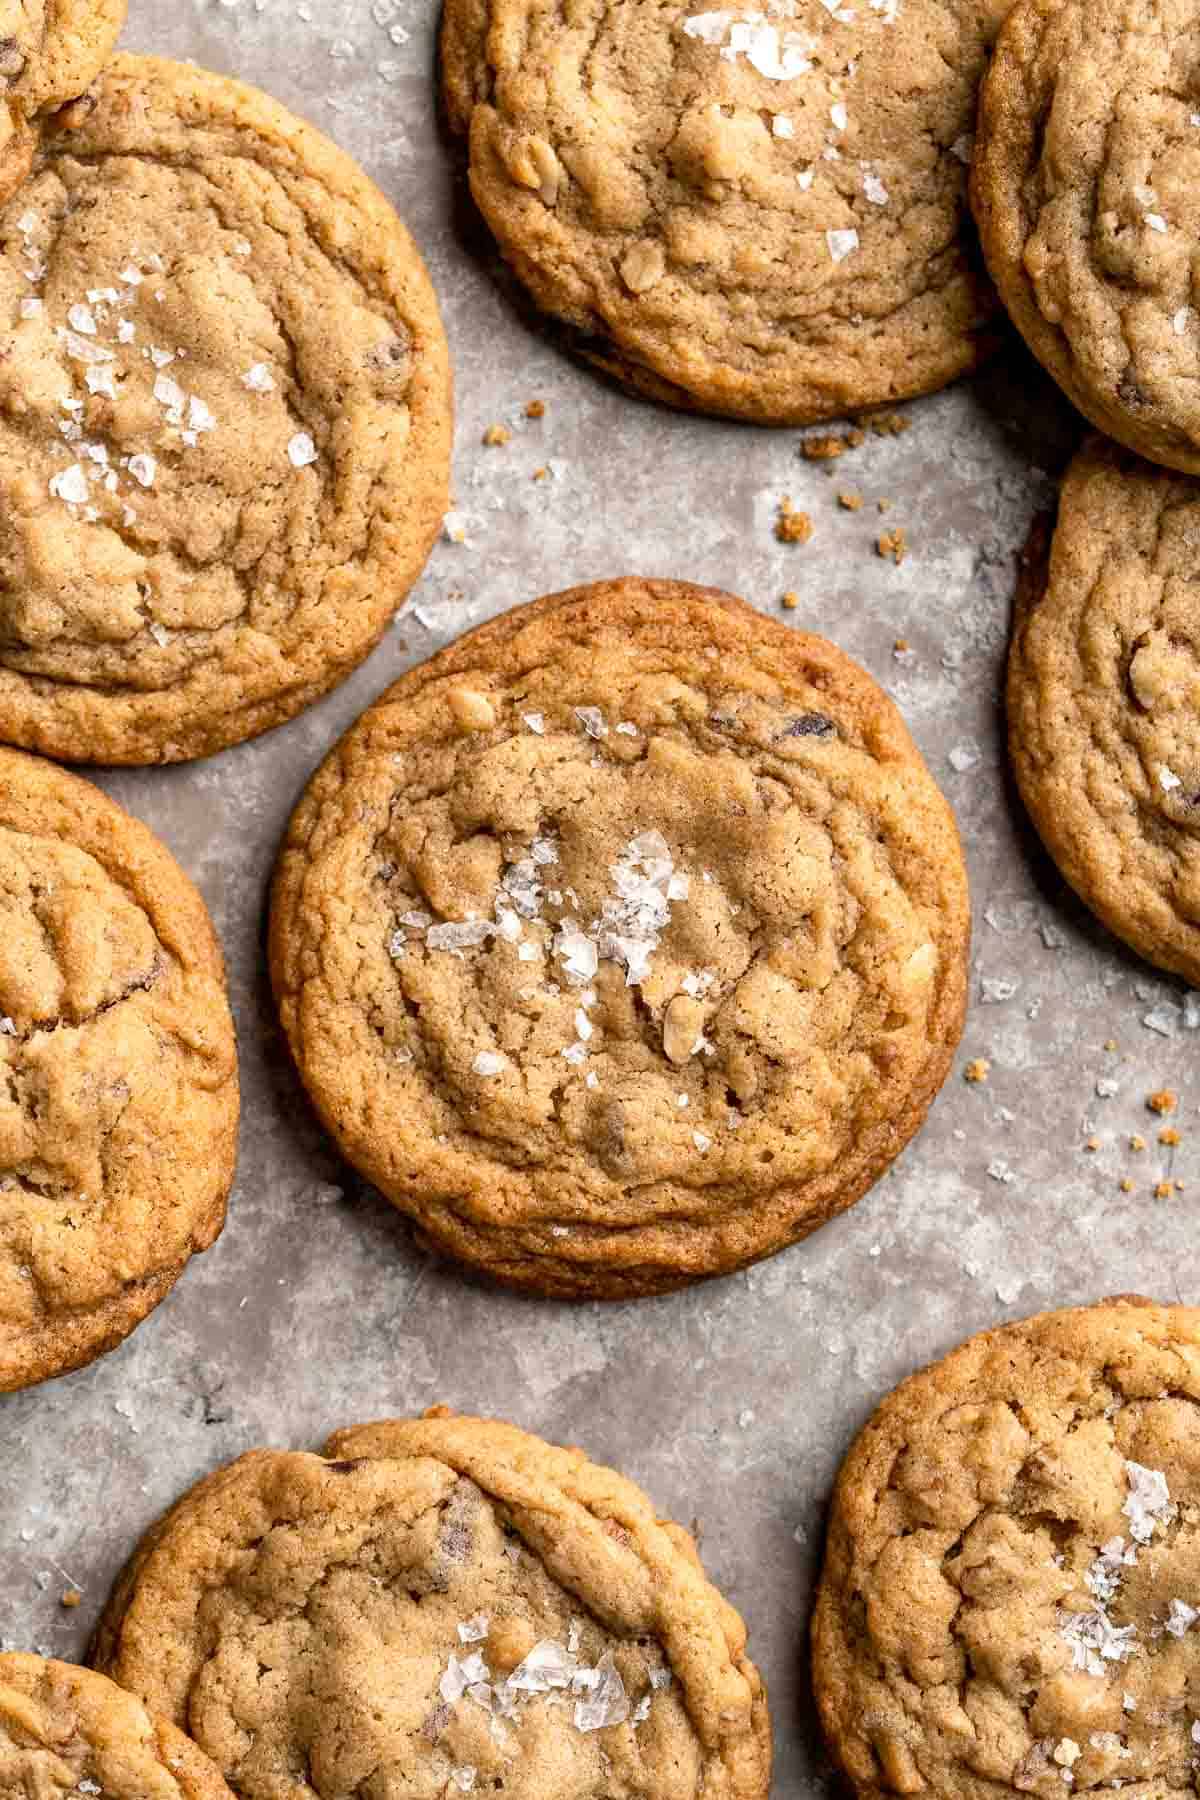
441,0,1008,424
972,0,1200,474
812,1298,1200,1800
0,55,452,766
0,0,126,205
0,747,239,1390
0,1653,236,1800
91,1410,772,1800
1008,439,1200,984
269,578,969,1298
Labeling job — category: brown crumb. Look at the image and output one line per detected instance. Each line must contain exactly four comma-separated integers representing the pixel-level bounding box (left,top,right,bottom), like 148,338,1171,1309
524,400,545,419
1104,1039,1118,1052
1147,1089,1177,1116
893,637,910,655
61,1589,82,1609
780,590,799,611
776,498,814,545
482,423,510,447
532,466,549,482
1130,1135,1147,1152
1159,1126,1182,1147
860,410,912,438
877,527,908,565
1119,1179,1135,1193
1085,1137,1101,1153
800,428,865,461
964,1058,990,1084
877,497,893,514
838,490,864,511
1155,1181,1174,1200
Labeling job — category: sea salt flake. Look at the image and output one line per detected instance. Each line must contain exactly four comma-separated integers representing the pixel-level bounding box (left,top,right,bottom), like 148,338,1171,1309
796,168,815,190
67,303,97,335
118,265,143,286
561,1042,588,1065
615,720,638,736
127,454,157,488
49,464,88,505
472,1051,507,1077
573,1651,629,1731
427,920,494,954
830,101,848,130
522,712,545,733
1166,1599,1199,1638
1123,1461,1172,1543
693,1130,712,1152
863,170,889,205
0,1017,15,1034
449,1771,476,1795
1144,213,1168,233
1159,766,1182,791
288,432,318,467
772,114,794,138
458,1614,490,1642
1175,307,1195,336
19,297,42,318
949,741,980,772
987,1159,1014,1184
826,228,859,263
242,362,275,392
1143,1002,1181,1038
981,977,1017,1003
574,705,608,738
85,365,116,397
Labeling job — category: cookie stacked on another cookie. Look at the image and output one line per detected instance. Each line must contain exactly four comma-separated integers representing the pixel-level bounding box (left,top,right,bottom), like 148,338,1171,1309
814,1298,1200,1800
270,578,969,1296
0,748,239,1390
0,0,126,203
0,1654,237,1800
0,55,452,763
91,1410,772,1800
444,0,1009,421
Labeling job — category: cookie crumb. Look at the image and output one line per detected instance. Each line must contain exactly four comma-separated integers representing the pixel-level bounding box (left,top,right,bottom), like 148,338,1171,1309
776,499,814,545
837,490,864,511
877,527,907,565
964,1057,990,1084
1119,1178,1135,1193
1104,1039,1119,1052
800,429,864,461
1147,1089,1177,1115
861,410,912,438
532,465,549,482
482,423,510,447
893,637,911,657
780,590,799,611
1155,1181,1173,1200
1130,1135,1147,1152
524,399,545,418
1085,1136,1100,1153
1159,1126,1181,1147
61,1589,82,1608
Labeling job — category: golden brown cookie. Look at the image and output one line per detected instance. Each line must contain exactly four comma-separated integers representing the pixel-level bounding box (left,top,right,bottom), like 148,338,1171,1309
0,1653,236,1800
0,747,239,1390
269,578,969,1298
973,0,1200,474
442,0,1008,424
0,0,126,205
0,54,452,766
1008,439,1200,984
91,1410,772,1800
812,1299,1200,1800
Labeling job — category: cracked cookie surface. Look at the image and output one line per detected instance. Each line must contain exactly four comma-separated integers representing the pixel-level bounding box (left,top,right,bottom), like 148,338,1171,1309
0,1653,236,1800
1008,439,1200,984
0,746,239,1390
973,0,1200,474
0,0,126,205
813,1300,1200,1800
442,0,1008,423
0,54,452,765
268,578,969,1298
91,1410,771,1800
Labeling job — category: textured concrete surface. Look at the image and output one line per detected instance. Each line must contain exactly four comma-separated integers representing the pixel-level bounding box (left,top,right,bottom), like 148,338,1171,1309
2,2,1198,1793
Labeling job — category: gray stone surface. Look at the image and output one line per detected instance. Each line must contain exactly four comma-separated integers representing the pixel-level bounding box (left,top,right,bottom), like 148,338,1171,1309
1,1,1197,1792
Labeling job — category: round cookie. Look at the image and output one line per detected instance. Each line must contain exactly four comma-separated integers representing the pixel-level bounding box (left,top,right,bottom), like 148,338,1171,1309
0,746,239,1390
269,578,970,1298
0,1654,236,1800
91,1410,772,1800
0,54,452,766
813,1299,1200,1800
442,0,1008,424
973,0,1200,474
1008,438,1200,984
0,0,126,205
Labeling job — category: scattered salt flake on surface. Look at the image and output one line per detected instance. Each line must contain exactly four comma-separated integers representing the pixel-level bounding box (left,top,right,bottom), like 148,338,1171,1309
288,432,318,467
1123,1461,1172,1543
863,170,889,205
472,1051,507,1077
458,1614,490,1642
574,705,607,738
987,1159,1014,1183
561,1042,588,1065
1096,1077,1120,1099
49,464,88,505
772,114,794,138
1145,213,1168,233
85,364,116,397
67,303,96,335
615,720,638,735
148,622,170,647
443,510,470,544
118,265,143,286
448,1770,476,1793
19,297,42,318
1166,1599,1198,1638
574,1652,629,1731
830,101,848,130
949,741,980,772
517,942,540,963
574,1008,593,1041
1040,920,1067,948
127,454,157,488
0,1017,14,1035
951,132,974,163
233,237,252,256
78,1784,102,1795
428,920,494,955
522,711,545,734
1159,766,1182,791
441,1651,488,1703
1175,307,1195,336
826,227,859,263
650,1668,672,1690
1143,1002,1181,1038
1053,1741,1081,1769
693,1130,712,1152
981,977,1017,1003
796,168,814,190
242,362,275,391
1125,1694,1138,1715
1184,993,1200,1030
530,836,559,866
632,1696,651,1725
15,209,37,233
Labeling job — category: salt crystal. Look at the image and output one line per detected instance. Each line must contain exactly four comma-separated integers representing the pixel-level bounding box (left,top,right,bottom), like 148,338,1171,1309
949,742,980,773
288,432,318,467
472,1051,507,1077
127,454,157,489
1145,213,1168,233
522,712,545,734
863,171,889,205
987,1159,1014,1184
981,977,1016,1003
85,365,116,398
772,114,794,138
830,102,848,131
18,297,42,318
242,363,275,392
1123,1461,1172,1543
1165,1598,1198,1638
574,705,608,738
67,303,97,335
693,1130,712,1152
458,1614,490,1643
826,228,859,263
573,1651,629,1731
1143,1002,1181,1038
49,464,88,505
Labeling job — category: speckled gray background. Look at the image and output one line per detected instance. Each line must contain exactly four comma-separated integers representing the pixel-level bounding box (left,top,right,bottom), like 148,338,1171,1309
2,0,1197,1791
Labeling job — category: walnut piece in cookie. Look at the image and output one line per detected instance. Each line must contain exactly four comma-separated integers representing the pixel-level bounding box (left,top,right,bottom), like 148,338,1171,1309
973,0,1200,473
814,1300,1200,1800
442,0,1008,423
0,54,451,765
0,746,238,1391
91,1412,772,1800
269,577,969,1298
1008,439,1200,984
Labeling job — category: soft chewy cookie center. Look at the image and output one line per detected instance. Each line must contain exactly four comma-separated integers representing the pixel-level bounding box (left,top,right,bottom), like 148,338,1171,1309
377,675,940,1189
181,1461,695,1800
0,152,412,685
